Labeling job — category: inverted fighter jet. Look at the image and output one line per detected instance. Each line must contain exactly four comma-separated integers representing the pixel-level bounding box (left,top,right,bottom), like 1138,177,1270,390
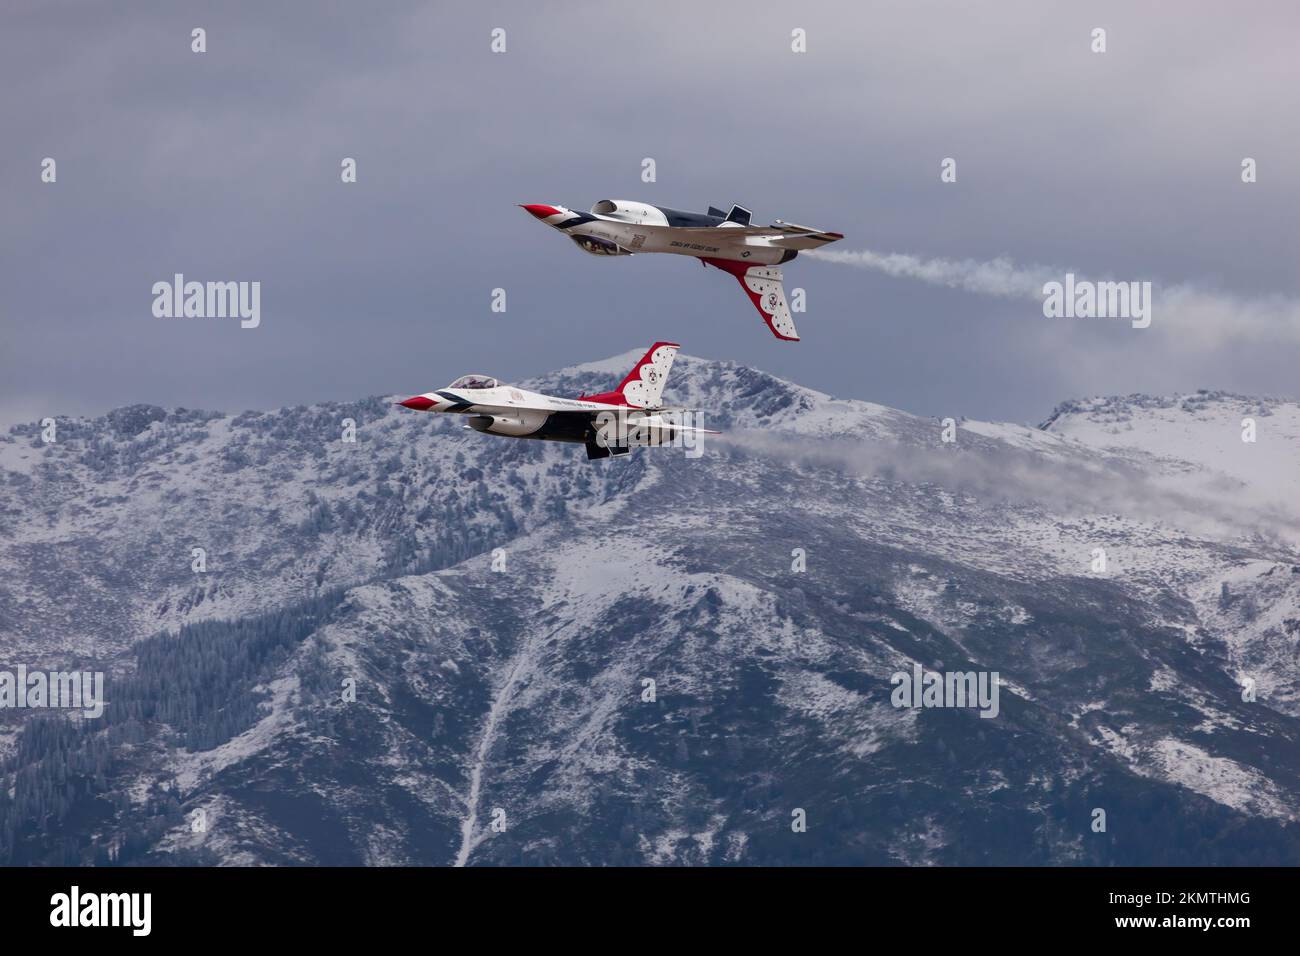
396,342,715,460
520,200,843,342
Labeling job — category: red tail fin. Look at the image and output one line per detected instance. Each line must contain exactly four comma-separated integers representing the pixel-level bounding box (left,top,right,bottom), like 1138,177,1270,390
582,342,681,408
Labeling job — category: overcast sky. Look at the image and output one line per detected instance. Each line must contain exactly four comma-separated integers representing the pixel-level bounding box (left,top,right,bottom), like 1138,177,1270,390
3,1,1297,427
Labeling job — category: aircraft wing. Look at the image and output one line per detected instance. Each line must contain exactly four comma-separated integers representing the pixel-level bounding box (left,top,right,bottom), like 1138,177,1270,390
537,408,717,459
625,414,720,439
589,414,717,460
588,408,718,432
648,222,844,248
655,224,788,240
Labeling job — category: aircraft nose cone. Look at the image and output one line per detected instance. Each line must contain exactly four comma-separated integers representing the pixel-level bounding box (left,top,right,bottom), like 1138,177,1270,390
520,203,562,220
398,395,436,411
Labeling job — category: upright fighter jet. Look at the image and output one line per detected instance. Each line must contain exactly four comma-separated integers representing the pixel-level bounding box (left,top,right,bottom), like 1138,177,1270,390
396,342,715,460
520,200,843,341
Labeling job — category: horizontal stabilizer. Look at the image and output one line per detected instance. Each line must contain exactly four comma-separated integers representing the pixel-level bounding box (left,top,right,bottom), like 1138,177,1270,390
766,222,845,250
766,233,844,250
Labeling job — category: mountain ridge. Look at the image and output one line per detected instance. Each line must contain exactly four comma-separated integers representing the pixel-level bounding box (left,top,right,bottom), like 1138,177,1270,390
2,352,1298,865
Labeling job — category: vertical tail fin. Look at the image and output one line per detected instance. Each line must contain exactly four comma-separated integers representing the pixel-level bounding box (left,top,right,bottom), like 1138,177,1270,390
580,342,681,408
615,342,680,408
702,258,799,341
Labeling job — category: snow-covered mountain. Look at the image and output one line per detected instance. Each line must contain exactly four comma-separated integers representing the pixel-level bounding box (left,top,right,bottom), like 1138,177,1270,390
2,355,1298,865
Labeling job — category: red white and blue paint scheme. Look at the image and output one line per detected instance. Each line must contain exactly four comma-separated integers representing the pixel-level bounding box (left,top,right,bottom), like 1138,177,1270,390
397,342,716,460
520,200,843,342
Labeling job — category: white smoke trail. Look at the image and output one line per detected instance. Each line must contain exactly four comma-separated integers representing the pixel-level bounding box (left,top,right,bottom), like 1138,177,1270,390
805,248,1057,300
805,248,1300,347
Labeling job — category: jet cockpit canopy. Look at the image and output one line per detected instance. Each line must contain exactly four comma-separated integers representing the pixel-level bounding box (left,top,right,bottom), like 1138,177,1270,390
449,375,499,390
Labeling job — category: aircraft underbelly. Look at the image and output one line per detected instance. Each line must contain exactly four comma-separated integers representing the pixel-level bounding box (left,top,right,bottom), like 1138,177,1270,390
528,411,599,444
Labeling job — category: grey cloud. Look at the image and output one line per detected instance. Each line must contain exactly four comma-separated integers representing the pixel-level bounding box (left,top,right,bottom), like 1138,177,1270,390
1,0,1297,427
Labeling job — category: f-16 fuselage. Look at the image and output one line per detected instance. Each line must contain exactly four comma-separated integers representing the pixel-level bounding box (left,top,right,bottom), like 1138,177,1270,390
522,201,793,265
397,342,715,460
399,378,631,439
520,200,843,341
